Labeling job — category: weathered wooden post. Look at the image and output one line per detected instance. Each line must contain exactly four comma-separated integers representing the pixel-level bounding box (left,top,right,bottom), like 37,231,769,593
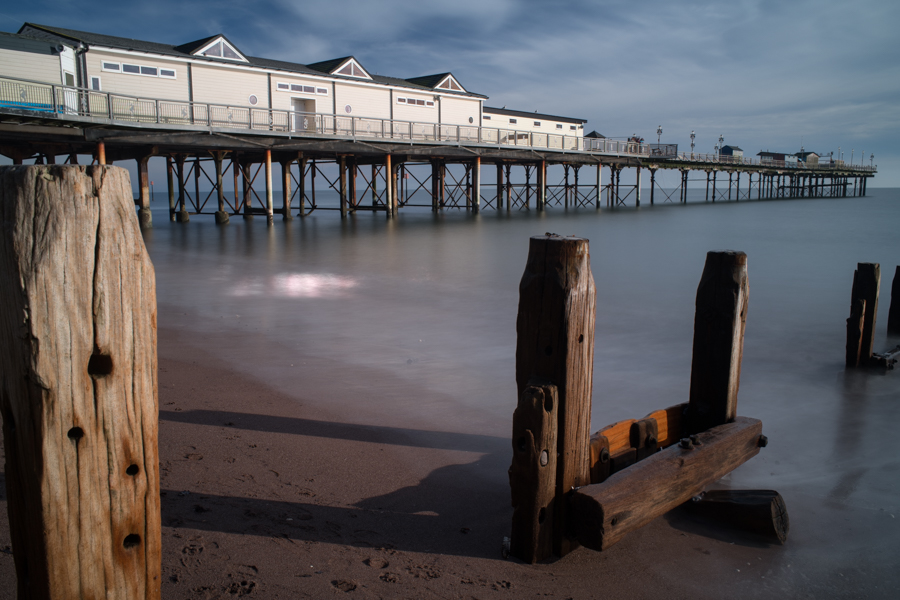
687,251,749,434
214,151,230,225
0,165,161,599
846,263,880,367
888,266,900,336
511,235,596,561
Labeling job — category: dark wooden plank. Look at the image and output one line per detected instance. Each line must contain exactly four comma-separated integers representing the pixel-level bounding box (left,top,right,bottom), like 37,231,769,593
588,433,611,484
570,417,763,551
645,403,687,449
686,489,789,544
515,235,596,557
509,382,558,563
630,418,659,461
687,251,749,434
888,266,900,336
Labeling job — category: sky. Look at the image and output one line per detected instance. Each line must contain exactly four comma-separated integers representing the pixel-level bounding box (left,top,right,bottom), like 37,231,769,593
2,0,898,185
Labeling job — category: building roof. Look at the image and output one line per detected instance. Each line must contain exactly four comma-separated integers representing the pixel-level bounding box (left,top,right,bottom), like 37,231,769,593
722,145,743,152
483,106,587,124
585,130,606,138
795,151,819,158
16,23,487,98
757,151,796,158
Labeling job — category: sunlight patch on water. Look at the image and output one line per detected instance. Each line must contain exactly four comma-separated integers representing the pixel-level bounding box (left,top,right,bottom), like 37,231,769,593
230,273,359,298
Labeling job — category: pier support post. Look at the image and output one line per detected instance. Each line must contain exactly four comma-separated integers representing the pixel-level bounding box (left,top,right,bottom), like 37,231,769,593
265,150,274,225
687,251,749,434
514,235,596,559
635,166,641,207
596,162,602,209
175,155,189,222
339,155,348,219
166,155,175,222
472,157,481,213
298,154,307,217
649,168,656,205
241,160,252,220
431,160,439,212
280,159,292,221
371,163,378,208
506,164,512,211
137,154,153,230
0,165,161,600
496,163,503,211
615,168,621,206
349,158,358,211
214,152,230,224
96,141,106,165
525,165,532,209
564,164,570,209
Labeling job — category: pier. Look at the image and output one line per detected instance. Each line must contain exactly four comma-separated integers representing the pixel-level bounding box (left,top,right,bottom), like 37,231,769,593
0,74,876,228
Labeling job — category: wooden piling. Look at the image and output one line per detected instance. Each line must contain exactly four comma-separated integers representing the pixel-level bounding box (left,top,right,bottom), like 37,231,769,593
339,155,348,218
214,151,229,224
515,235,596,557
280,159,292,221
165,155,175,222
137,155,152,230
0,165,161,600
687,251,749,434
265,149,274,225
175,155,189,222
472,157,481,213
888,266,900,336
687,490,789,544
849,263,880,364
596,162,602,209
509,381,558,563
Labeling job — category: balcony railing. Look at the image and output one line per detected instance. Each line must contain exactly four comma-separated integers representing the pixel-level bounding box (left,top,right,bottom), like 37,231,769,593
0,75,651,157
670,152,876,172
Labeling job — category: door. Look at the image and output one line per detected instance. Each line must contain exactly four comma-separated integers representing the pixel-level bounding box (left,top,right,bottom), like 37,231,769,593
292,98,316,132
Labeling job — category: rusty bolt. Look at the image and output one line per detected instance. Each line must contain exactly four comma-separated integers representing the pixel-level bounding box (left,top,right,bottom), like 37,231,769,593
599,447,610,464
758,434,768,448
689,434,703,446
679,438,693,450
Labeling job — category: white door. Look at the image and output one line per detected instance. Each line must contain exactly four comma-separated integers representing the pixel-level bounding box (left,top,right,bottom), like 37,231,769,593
58,46,79,114
292,98,316,132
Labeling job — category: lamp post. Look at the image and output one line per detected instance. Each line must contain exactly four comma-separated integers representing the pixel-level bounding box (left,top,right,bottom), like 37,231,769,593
851,149,854,165
690,130,695,158
870,153,874,167
718,134,724,156
657,125,662,145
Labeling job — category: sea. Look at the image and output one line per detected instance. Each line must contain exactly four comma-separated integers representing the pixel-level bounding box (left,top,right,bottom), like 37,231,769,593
141,185,900,591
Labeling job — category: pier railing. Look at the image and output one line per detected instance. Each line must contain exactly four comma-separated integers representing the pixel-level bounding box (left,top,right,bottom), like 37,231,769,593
669,151,876,172
0,75,650,157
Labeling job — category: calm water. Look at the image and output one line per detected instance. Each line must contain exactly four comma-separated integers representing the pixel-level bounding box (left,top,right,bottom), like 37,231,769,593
143,188,900,590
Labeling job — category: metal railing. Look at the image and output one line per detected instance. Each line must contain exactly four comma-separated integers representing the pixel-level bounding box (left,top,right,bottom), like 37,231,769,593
670,152,876,172
0,75,650,157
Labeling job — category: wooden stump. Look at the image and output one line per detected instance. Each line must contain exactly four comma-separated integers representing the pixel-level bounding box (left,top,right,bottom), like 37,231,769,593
0,165,160,599
515,235,596,557
888,266,900,336
846,296,866,367
687,251,748,434
509,381,558,563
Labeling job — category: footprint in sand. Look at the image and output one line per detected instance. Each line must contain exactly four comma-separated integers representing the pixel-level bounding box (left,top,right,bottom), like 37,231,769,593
364,557,389,569
331,579,357,592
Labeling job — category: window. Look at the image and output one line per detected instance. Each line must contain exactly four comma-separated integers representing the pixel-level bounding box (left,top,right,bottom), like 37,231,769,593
114,62,172,78
248,94,258,106
556,124,563,130
277,83,327,95
140,66,158,76
483,115,491,120
509,118,517,124
64,72,75,86
570,125,577,131
396,97,433,107
90,76,101,91
101,61,120,72
160,68,176,79
534,121,541,127
436,75,463,91
122,63,140,74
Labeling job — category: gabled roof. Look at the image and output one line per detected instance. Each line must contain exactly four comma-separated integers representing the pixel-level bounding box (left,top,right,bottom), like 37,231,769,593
307,56,371,80
483,106,587,125
585,131,606,138
15,23,487,97
405,73,467,94
795,150,819,157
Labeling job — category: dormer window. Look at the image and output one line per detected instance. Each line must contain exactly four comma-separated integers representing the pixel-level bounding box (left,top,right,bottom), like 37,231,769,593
333,58,371,79
195,38,247,62
435,75,464,92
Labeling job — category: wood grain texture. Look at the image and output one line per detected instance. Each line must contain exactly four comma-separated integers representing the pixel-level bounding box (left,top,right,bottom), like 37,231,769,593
509,382,558,563
0,165,160,599
687,251,749,434
846,297,865,367
515,235,596,557
570,417,763,551
889,266,900,336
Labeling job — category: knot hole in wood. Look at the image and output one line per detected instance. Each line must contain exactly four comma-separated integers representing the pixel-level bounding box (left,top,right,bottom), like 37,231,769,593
123,534,141,549
87,351,113,377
